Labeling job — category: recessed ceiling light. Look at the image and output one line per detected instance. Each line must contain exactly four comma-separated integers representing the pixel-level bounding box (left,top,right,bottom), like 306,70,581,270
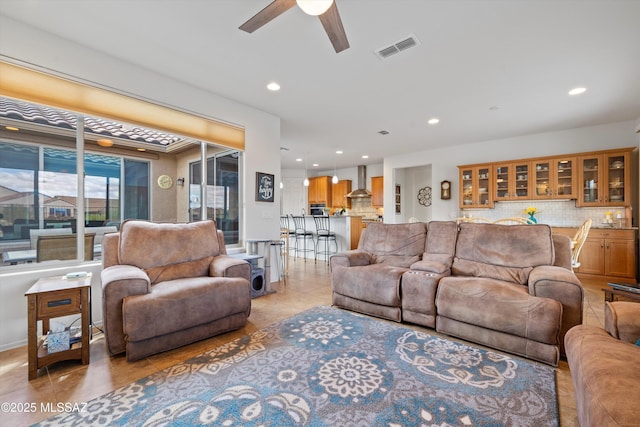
427,118,440,125
296,158,303,162
137,148,146,152
313,163,319,167
336,150,343,154
568,87,587,96
5,126,19,131
267,82,281,91
362,155,369,159
378,130,389,135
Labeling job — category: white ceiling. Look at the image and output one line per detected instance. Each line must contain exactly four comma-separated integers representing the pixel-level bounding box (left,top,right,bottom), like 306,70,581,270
1,0,639,170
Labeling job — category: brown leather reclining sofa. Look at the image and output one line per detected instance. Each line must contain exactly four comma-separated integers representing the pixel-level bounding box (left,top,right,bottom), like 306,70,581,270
331,221,583,366
101,220,251,361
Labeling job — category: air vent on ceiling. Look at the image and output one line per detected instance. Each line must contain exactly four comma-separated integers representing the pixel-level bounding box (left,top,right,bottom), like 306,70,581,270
374,35,420,60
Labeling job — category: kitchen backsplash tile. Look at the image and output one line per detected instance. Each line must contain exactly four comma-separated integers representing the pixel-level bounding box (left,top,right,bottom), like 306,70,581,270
349,197,381,220
460,200,629,228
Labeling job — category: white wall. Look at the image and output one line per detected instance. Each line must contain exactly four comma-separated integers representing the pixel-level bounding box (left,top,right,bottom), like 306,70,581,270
398,165,432,223
385,120,639,223
0,17,281,350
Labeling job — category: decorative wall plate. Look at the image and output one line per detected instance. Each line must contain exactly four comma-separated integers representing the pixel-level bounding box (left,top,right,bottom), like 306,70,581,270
418,186,432,206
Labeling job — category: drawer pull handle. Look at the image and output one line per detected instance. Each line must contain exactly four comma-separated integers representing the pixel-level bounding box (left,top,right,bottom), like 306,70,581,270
47,299,72,308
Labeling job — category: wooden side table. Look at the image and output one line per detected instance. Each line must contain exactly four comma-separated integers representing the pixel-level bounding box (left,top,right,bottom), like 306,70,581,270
602,286,640,303
25,274,91,380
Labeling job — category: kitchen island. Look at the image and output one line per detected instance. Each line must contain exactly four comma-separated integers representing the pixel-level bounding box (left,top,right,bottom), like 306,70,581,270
287,215,363,260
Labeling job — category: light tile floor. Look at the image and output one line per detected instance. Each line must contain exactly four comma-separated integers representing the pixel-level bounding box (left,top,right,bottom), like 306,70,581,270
0,258,611,426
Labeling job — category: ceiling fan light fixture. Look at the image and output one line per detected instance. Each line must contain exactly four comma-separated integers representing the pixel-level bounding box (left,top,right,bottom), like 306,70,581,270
296,0,333,16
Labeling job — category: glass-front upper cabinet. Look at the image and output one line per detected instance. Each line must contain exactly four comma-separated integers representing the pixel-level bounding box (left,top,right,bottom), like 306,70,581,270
495,162,530,201
531,157,576,199
459,165,493,208
579,154,602,206
578,150,630,207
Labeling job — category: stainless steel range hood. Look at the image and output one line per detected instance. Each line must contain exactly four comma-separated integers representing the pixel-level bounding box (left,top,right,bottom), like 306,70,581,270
347,165,372,198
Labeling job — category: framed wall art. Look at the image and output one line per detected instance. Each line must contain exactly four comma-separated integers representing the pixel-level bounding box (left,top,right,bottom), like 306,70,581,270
395,184,401,214
256,172,275,202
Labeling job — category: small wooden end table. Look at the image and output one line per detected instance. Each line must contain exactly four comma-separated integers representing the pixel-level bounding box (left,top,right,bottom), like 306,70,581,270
25,274,91,380
602,284,640,303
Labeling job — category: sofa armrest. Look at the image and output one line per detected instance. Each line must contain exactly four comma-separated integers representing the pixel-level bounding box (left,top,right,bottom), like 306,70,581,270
410,253,453,274
101,265,151,355
210,255,251,283
330,250,373,269
605,301,640,344
528,265,584,355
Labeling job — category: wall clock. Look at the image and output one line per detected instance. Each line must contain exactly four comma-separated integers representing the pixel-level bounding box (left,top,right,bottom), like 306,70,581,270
417,186,432,206
157,174,173,189
441,180,451,200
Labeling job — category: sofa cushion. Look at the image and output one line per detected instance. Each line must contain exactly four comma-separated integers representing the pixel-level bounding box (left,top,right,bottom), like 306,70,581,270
411,253,452,274
452,223,555,285
359,222,427,260
425,221,458,255
122,276,249,342
332,264,407,307
146,256,214,284
119,220,220,283
437,276,562,344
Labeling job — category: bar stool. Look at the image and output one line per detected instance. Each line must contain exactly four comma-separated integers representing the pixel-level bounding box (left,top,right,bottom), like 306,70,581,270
313,215,337,264
291,215,315,261
280,215,293,260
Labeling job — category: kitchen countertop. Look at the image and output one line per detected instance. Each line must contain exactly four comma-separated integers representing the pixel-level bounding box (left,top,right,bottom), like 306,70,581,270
550,224,637,230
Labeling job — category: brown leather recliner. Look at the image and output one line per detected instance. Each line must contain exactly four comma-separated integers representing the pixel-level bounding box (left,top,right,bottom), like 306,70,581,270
101,220,251,361
330,222,427,322
565,302,640,426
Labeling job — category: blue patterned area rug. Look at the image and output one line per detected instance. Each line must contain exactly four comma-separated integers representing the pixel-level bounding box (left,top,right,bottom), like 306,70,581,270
37,306,558,426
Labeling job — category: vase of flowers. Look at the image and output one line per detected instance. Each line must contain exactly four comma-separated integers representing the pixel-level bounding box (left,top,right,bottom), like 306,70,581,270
524,207,538,223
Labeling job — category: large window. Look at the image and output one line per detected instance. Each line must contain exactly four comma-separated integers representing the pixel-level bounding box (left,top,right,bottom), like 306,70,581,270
0,140,149,266
189,151,241,245
0,96,242,266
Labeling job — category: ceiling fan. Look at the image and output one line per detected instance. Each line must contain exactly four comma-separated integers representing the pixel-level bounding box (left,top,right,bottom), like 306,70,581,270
239,0,350,53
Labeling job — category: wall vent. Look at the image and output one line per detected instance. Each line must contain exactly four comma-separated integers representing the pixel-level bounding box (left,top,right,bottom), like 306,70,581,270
374,35,420,60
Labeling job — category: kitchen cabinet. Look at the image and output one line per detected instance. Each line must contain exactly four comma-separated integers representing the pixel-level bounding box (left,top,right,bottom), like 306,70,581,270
371,176,384,207
308,176,332,206
554,227,637,280
531,156,576,200
577,149,631,207
459,164,493,208
332,180,352,209
458,146,634,209
494,161,531,200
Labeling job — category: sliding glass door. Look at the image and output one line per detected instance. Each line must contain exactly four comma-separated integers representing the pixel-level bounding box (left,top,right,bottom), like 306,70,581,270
189,151,241,245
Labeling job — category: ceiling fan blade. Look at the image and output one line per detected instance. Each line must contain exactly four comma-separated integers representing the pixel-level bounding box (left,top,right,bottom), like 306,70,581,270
318,2,350,53
239,0,297,33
